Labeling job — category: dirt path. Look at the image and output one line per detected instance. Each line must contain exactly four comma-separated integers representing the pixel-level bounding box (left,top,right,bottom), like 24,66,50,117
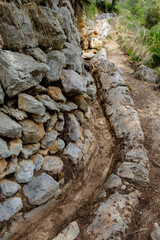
106,35,160,239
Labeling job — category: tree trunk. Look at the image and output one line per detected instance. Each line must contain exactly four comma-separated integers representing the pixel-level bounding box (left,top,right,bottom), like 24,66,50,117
111,0,116,12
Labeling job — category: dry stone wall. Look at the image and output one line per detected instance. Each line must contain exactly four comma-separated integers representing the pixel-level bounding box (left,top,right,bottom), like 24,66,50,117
0,0,96,230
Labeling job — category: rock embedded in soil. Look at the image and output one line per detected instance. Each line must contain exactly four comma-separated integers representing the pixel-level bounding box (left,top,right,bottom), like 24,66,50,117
15,160,35,183
18,93,46,116
53,221,80,240
20,119,45,144
0,197,23,222
8,139,22,157
0,138,10,159
0,111,22,138
0,50,49,98
104,174,122,190
60,69,86,95
41,130,59,149
0,180,20,197
151,223,160,240
46,51,66,83
23,173,59,205
63,143,82,164
133,65,159,83
42,156,63,174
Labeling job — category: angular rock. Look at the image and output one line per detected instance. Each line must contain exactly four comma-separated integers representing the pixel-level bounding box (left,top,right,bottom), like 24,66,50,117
46,113,57,132
49,138,65,154
0,197,23,222
31,154,43,171
15,160,35,183
104,174,122,190
20,143,40,159
151,223,160,240
0,50,49,98
23,173,59,205
60,101,78,112
87,84,97,98
99,71,125,91
46,51,66,83
48,86,66,102
0,157,18,180
8,139,22,157
18,93,45,116
62,47,83,74
0,159,7,174
0,112,22,138
0,180,20,197
5,107,27,121
55,120,64,132
42,156,63,173
41,130,59,149
73,110,85,125
57,112,64,121
73,95,89,112
133,65,159,83
25,47,47,63
27,85,48,96
63,143,82,164
0,138,10,159
0,83,4,104
90,37,102,49
0,2,37,50
32,111,50,123
20,119,45,144
53,221,80,240
36,95,59,111
68,114,81,142
60,70,86,95
25,4,66,50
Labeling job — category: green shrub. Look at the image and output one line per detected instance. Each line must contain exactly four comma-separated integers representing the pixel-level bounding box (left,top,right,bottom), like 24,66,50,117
145,2,160,28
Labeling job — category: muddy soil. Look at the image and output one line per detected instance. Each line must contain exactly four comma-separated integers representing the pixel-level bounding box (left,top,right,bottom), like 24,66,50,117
7,98,117,240
105,32,160,240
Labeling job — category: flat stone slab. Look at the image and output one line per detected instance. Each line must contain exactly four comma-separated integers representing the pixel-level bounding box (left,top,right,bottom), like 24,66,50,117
0,111,22,138
0,197,23,222
23,173,59,205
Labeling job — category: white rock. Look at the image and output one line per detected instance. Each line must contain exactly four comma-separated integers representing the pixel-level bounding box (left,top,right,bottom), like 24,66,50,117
43,156,63,174
0,180,20,197
15,160,35,183
53,221,80,240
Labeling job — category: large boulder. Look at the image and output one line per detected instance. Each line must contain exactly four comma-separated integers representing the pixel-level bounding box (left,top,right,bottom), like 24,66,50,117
0,50,49,98
24,4,66,50
46,51,66,83
133,65,159,83
0,197,23,222
60,70,86,95
0,2,38,50
23,173,59,205
0,111,22,138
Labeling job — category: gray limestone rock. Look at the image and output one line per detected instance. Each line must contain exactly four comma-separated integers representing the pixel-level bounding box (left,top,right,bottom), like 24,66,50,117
0,83,4,104
23,173,59,205
60,102,78,112
0,197,23,222
0,112,22,138
31,154,43,171
73,110,85,125
104,174,122,190
134,65,159,83
46,113,57,132
87,84,97,98
41,130,59,149
36,95,59,111
8,139,22,157
63,143,82,164
25,4,66,50
73,95,89,112
0,157,18,180
15,160,35,183
5,107,27,121
0,2,37,50
0,50,49,98
55,120,64,132
19,119,45,144
68,114,81,142
18,93,45,116
46,51,66,83
60,70,86,95
49,138,65,154
151,223,160,240
0,180,20,197
25,48,47,63
20,143,40,159
0,138,10,159
32,111,50,123
42,156,63,173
